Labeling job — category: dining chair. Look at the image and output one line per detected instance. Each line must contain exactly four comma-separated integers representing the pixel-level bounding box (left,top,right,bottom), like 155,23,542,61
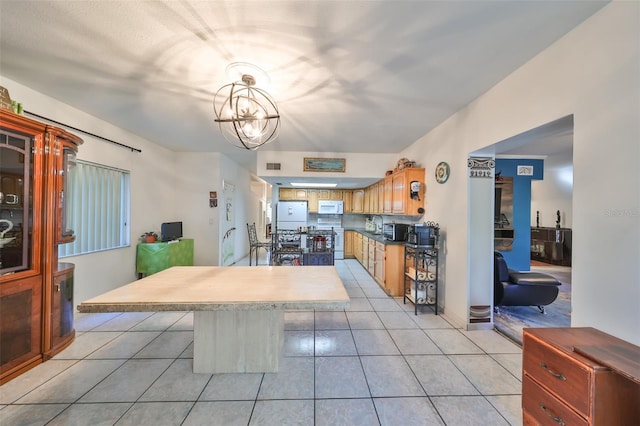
246,222,272,266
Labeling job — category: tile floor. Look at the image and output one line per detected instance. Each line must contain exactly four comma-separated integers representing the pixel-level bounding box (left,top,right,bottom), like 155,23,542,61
0,258,523,425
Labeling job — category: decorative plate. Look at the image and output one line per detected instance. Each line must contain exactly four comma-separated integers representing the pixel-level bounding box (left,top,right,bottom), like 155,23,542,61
435,162,450,184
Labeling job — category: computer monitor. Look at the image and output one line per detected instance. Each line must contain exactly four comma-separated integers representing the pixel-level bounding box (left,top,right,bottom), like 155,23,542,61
161,221,182,242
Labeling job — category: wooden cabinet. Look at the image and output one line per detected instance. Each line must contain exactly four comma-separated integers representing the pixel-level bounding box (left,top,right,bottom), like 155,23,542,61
363,187,371,214
342,190,352,213
307,189,318,213
367,238,375,275
522,328,640,426
277,168,425,217
278,188,294,200
377,181,385,213
316,189,330,200
280,189,344,213
383,175,393,214
382,244,404,296
352,189,365,213
294,189,308,200
392,168,425,215
1,110,82,384
361,235,369,269
364,184,372,214
353,232,363,262
373,241,385,286
0,276,42,379
344,231,354,258
350,231,405,297
279,188,307,200
47,264,75,357
530,227,572,266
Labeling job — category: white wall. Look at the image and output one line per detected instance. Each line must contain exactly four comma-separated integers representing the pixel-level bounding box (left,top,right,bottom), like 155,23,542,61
218,155,258,265
173,152,257,266
400,2,640,344
531,150,573,228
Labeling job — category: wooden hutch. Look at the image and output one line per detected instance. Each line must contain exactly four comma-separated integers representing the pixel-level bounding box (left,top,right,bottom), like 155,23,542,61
0,109,83,384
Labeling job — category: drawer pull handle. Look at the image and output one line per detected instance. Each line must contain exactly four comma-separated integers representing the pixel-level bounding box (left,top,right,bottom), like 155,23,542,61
539,403,566,426
540,362,566,381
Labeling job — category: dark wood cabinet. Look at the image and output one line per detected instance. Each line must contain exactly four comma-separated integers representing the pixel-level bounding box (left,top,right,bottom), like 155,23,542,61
0,110,82,384
531,227,571,266
523,328,640,425
47,263,75,357
0,275,42,373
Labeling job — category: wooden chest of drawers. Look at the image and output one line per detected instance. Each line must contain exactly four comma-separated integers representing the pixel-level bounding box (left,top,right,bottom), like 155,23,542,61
522,327,640,426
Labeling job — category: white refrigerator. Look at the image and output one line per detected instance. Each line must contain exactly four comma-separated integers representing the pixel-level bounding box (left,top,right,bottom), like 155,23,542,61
276,201,308,231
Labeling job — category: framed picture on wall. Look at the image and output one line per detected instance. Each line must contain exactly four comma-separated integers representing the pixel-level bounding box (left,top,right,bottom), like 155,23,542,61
303,157,346,172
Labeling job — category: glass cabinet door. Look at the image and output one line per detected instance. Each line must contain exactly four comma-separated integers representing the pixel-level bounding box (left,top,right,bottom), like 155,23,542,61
0,129,33,274
59,145,77,240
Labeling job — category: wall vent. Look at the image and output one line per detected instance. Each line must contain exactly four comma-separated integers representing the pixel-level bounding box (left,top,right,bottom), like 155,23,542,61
266,162,281,170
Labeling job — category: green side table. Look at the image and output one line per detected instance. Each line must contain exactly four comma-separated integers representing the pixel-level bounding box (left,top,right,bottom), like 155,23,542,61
136,239,194,278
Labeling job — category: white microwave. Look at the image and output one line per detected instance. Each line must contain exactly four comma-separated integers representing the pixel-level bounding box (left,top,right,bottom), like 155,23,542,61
318,200,343,215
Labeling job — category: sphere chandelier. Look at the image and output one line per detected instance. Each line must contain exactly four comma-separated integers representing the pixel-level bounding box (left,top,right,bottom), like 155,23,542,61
213,63,280,150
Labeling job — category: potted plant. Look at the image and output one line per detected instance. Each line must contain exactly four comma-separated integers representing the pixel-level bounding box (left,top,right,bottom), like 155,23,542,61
141,231,159,243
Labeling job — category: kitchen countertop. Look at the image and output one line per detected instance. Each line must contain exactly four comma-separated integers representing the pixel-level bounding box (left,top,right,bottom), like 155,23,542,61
344,228,406,245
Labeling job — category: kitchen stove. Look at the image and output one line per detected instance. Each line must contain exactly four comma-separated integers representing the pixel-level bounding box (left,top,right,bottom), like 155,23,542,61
316,214,344,260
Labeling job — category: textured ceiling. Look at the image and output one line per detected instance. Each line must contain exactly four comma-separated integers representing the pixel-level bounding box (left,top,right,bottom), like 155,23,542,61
0,1,604,172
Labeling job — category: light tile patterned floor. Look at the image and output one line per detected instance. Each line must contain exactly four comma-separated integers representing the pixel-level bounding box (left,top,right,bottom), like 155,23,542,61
0,259,523,425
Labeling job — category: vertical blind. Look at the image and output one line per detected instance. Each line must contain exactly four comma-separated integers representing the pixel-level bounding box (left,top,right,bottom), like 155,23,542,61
59,160,130,257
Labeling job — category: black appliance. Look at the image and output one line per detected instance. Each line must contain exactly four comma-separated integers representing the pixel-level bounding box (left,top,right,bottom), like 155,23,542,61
383,223,410,241
161,221,183,242
407,224,435,246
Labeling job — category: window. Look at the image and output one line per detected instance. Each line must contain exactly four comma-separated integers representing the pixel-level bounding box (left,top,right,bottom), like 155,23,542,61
59,160,130,257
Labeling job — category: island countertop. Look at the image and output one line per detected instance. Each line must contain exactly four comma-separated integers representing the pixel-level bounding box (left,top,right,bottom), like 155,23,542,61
78,265,350,313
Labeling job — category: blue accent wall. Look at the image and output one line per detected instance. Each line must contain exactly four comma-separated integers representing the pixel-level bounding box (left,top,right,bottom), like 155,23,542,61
495,159,544,271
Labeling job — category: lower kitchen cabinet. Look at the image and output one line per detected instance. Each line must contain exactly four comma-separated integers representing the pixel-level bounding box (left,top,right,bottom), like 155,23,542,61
344,231,354,258
350,231,404,297
522,327,640,426
353,232,363,262
367,238,375,275
378,243,403,296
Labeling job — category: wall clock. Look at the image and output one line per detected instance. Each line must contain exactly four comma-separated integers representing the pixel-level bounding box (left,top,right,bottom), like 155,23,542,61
435,162,450,184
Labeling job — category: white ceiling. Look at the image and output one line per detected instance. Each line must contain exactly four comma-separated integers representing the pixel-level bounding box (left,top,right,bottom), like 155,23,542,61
1,1,602,174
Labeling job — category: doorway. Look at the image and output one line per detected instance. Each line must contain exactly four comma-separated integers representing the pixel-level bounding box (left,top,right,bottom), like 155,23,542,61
478,115,574,343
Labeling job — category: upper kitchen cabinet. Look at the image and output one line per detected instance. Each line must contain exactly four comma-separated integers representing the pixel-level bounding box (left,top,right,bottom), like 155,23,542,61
351,189,365,213
392,168,425,216
329,190,343,201
276,167,425,217
307,189,318,213
342,190,352,213
0,110,82,384
316,189,330,200
383,174,393,214
279,188,307,200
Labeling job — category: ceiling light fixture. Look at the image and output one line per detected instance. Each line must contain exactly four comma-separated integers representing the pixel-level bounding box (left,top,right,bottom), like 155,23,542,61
213,62,280,150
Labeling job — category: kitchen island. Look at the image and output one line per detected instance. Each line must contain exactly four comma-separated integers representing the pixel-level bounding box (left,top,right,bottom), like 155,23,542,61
78,266,349,373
